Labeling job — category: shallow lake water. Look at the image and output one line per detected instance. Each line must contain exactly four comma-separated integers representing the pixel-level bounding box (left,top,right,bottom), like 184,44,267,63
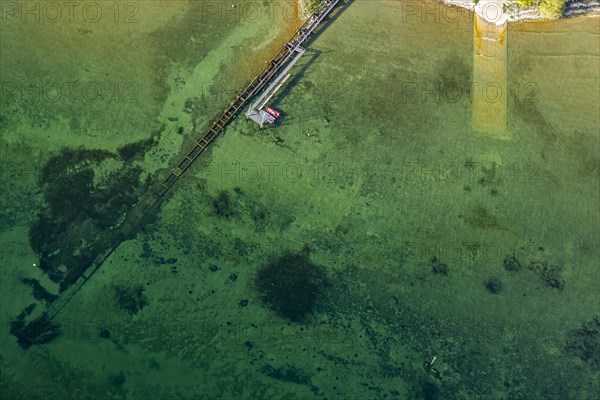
1,1,598,399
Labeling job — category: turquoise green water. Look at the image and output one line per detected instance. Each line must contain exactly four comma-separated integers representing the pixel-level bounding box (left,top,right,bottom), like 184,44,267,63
1,1,599,399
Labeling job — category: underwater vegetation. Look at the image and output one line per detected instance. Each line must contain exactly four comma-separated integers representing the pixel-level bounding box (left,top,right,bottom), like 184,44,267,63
565,316,600,369
209,187,291,233
483,277,503,294
21,278,58,304
421,381,440,400
430,256,449,276
113,283,149,315
108,371,126,388
462,204,500,229
435,56,471,98
28,142,154,289
9,315,60,349
502,254,565,290
117,138,154,162
527,260,565,290
212,190,235,218
255,251,329,323
261,363,311,385
503,255,522,272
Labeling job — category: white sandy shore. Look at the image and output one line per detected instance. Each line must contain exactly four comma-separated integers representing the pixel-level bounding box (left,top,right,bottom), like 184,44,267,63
296,0,599,23
438,0,599,22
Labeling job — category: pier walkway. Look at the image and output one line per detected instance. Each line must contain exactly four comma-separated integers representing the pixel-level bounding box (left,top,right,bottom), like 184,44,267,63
16,0,344,346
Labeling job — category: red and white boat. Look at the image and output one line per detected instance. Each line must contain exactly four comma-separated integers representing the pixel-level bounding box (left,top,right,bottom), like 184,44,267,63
265,106,281,119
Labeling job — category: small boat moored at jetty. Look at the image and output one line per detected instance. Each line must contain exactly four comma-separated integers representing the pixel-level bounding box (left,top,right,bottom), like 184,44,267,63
265,106,281,119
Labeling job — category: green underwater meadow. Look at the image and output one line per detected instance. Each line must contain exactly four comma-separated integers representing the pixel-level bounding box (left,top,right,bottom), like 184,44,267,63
0,0,598,399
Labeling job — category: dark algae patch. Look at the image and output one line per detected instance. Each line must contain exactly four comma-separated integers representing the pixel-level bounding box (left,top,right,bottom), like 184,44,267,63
503,255,522,272
483,277,503,294
10,316,61,349
463,204,500,229
21,278,58,304
28,145,155,290
430,256,449,276
107,371,126,395
212,190,235,218
255,251,329,323
261,363,311,385
565,316,600,369
114,283,149,315
528,260,565,290
117,138,155,162
501,254,565,289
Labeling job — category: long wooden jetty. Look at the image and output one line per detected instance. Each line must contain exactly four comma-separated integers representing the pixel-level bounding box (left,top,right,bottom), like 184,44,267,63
15,0,344,347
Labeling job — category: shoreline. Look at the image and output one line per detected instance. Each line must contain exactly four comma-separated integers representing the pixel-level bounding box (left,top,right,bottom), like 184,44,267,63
433,0,599,22
298,0,599,23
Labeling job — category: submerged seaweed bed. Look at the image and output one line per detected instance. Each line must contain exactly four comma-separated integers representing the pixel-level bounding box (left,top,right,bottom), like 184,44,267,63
1,0,599,399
